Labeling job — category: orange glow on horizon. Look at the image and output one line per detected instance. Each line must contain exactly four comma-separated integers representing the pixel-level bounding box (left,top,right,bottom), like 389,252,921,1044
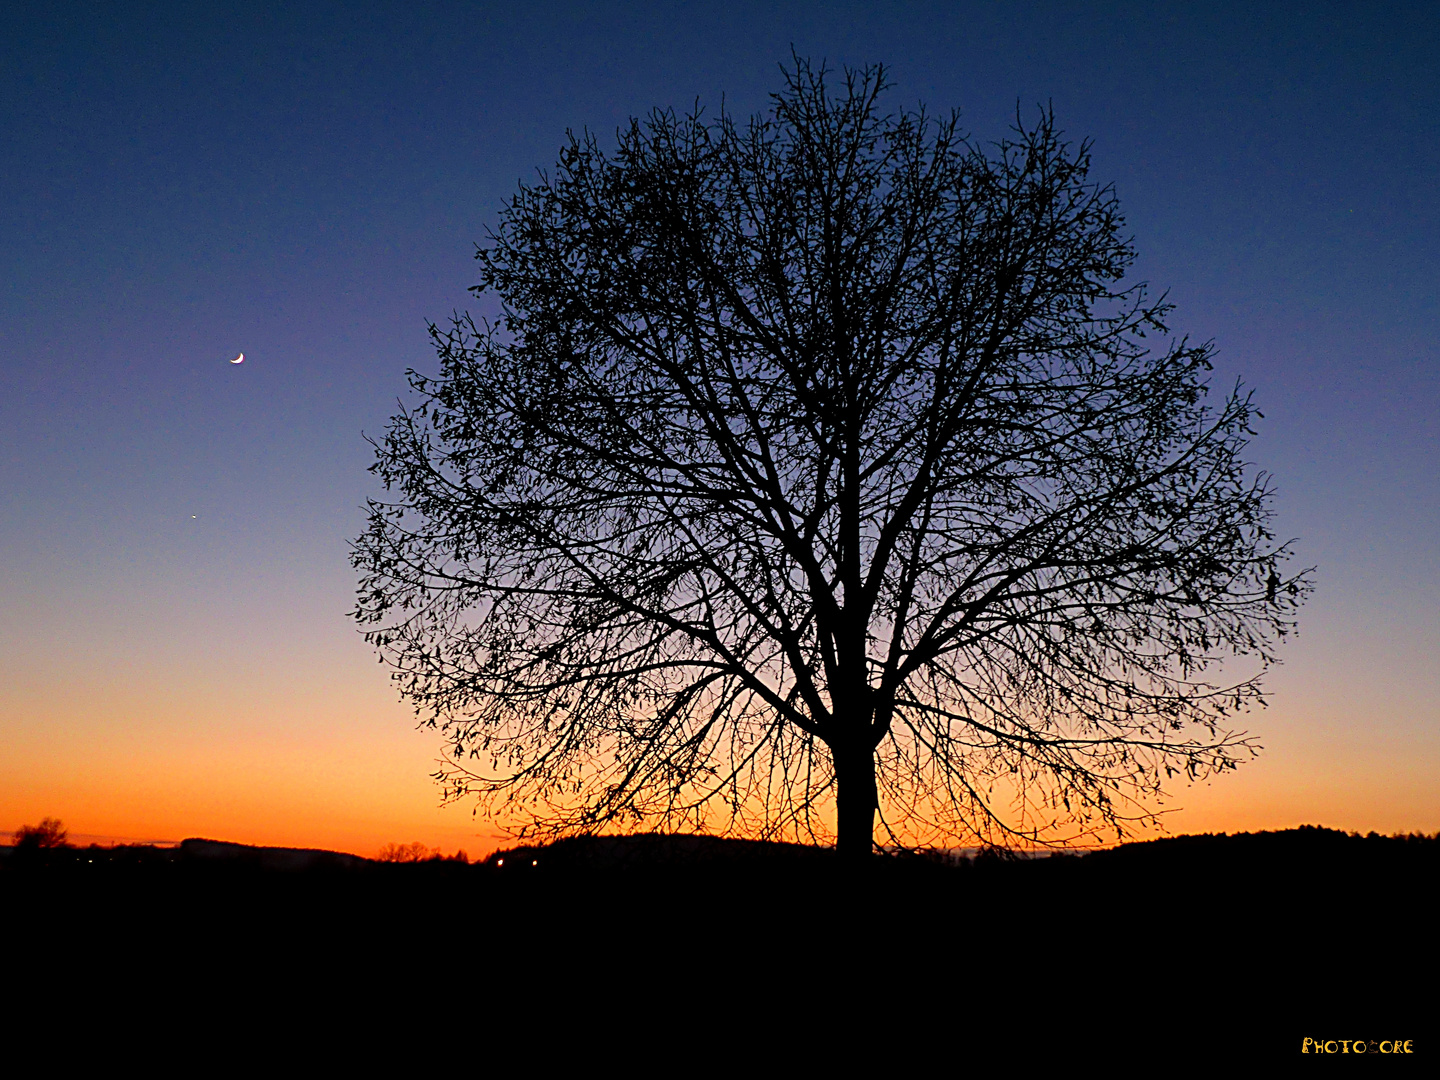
4,630,1436,857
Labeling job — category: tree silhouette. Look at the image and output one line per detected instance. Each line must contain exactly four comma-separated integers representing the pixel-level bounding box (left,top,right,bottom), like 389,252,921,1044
352,59,1309,858
376,841,437,863
13,817,69,850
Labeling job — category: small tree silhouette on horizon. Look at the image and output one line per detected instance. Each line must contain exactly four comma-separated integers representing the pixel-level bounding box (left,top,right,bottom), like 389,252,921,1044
352,57,1310,859
13,818,70,850
375,841,471,863
376,841,437,863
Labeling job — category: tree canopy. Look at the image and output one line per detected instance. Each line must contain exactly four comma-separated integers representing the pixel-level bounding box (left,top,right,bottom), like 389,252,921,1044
352,59,1308,856
13,817,69,850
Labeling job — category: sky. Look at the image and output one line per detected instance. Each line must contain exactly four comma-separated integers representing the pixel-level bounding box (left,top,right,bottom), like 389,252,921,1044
2,0,1436,857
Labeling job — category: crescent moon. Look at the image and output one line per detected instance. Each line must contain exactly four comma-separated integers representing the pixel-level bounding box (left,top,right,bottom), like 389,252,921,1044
230,353,244,364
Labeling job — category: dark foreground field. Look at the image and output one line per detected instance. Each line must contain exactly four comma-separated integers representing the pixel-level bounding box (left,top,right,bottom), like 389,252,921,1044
4,827,1432,1060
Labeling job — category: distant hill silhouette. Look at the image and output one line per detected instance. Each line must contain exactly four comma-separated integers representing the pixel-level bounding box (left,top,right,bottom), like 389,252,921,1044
177,838,372,871
483,831,839,871
1083,823,1438,863
1,823,1435,876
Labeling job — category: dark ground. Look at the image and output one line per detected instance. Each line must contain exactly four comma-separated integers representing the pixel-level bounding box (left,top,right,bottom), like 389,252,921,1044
3,827,1432,1060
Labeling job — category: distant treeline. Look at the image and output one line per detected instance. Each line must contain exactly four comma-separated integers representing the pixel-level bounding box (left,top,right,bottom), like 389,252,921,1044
2,823,1436,876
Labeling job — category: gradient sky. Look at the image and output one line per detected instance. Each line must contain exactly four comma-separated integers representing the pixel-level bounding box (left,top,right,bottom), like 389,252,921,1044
3,1,1436,856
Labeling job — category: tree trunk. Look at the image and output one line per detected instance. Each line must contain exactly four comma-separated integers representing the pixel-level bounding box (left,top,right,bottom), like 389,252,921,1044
834,739,877,861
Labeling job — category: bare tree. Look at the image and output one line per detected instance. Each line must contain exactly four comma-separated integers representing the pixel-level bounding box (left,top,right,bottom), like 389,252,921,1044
352,59,1309,859
375,841,438,863
13,817,69,850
